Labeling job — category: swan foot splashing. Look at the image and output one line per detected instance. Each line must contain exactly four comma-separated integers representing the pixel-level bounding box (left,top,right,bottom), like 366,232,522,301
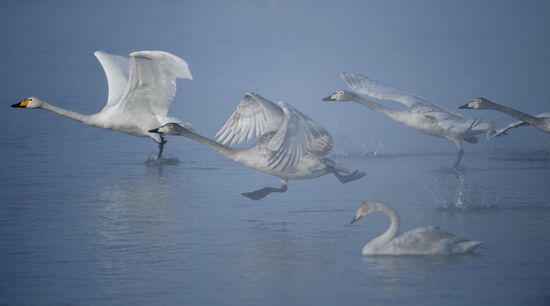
351,200,482,255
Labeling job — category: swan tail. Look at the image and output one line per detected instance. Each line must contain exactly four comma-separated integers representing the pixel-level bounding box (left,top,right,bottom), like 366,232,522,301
452,240,482,254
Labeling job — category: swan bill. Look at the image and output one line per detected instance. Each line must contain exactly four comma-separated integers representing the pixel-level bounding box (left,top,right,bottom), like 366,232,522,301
459,103,472,109
322,95,335,101
148,128,161,133
11,99,30,108
350,215,362,224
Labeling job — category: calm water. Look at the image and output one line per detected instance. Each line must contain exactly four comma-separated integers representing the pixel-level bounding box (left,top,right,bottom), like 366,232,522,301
2,0,550,305
2,138,550,305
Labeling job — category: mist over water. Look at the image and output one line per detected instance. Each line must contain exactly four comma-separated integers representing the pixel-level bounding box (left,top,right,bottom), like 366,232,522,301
1,1,550,305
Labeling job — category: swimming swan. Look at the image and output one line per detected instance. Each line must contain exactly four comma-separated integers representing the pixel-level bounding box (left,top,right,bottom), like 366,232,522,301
460,98,550,134
351,200,482,255
323,72,492,168
149,92,366,200
11,51,193,159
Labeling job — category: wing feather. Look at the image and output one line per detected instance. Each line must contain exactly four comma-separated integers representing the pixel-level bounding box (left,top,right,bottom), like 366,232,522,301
267,102,333,171
94,51,130,111
215,93,284,145
341,72,435,108
116,51,192,117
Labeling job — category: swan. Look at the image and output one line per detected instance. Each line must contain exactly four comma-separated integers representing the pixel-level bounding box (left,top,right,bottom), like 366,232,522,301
149,92,366,200
11,50,193,159
460,98,550,134
323,72,492,168
350,200,482,255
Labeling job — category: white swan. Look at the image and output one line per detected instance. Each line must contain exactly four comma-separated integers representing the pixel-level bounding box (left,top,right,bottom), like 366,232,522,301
11,50,193,159
460,98,550,134
351,200,482,255
149,92,366,200
323,72,492,167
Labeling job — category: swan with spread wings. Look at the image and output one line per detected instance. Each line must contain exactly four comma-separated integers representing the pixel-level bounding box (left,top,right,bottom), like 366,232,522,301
323,72,492,168
150,92,366,200
11,50,193,160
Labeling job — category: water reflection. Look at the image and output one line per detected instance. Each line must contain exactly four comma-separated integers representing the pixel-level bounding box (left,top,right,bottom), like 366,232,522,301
96,165,176,271
362,254,478,282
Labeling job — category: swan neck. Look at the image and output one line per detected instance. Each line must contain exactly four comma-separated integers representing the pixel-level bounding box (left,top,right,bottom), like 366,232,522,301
489,102,540,126
373,203,400,245
41,102,94,125
177,129,237,158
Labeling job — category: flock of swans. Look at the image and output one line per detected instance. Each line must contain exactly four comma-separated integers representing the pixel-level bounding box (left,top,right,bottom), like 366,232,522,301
11,50,548,255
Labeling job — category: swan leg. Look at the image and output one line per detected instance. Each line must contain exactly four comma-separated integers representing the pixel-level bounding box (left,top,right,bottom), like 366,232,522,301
333,169,366,184
454,147,464,168
242,180,288,201
157,135,167,159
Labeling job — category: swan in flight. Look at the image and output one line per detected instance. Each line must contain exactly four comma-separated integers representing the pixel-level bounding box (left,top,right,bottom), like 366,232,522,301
323,72,492,168
350,200,482,255
11,50,193,159
460,98,550,134
149,92,366,200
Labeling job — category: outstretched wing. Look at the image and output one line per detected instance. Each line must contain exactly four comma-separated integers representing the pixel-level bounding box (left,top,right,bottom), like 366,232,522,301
94,51,131,111
267,102,334,170
116,51,193,117
493,112,550,137
417,106,491,134
216,92,284,145
341,72,436,108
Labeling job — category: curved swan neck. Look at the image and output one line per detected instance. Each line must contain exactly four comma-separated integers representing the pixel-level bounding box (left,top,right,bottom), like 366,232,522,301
40,102,94,125
488,102,540,126
372,203,400,245
349,95,400,119
175,129,238,158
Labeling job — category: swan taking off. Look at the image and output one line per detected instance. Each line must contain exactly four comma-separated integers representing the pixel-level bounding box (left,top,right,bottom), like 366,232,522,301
149,92,366,200
11,51,193,160
351,200,482,255
460,98,550,134
323,72,492,168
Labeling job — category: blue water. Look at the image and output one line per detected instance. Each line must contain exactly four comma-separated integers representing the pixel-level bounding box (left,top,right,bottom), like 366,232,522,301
2,0,550,305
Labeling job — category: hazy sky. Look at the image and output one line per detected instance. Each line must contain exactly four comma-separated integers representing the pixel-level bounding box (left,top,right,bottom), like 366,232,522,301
1,0,549,155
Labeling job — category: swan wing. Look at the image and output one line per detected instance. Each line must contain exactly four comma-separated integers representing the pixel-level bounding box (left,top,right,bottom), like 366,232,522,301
494,112,550,137
215,92,284,146
418,106,490,134
94,51,131,111
388,226,465,254
341,72,436,108
115,51,192,117
267,101,334,170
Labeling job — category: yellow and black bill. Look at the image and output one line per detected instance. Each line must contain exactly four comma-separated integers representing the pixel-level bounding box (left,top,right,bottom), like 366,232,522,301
11,98,30,108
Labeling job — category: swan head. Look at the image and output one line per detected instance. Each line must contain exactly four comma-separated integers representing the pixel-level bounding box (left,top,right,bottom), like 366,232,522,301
11,97,43,109
350,200,380,224
322,90,356,102
459,97,492,110
148,122,189,135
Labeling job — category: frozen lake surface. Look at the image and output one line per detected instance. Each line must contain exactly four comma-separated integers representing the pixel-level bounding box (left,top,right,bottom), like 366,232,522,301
1,0,550,305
